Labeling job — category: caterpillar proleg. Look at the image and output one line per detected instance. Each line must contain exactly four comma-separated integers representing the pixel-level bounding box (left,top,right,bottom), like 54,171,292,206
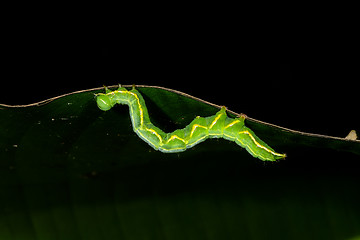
96,86,286,161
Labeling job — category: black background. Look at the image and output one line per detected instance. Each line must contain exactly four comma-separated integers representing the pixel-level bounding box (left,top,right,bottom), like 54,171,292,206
1,21,358,141
0,11,359,240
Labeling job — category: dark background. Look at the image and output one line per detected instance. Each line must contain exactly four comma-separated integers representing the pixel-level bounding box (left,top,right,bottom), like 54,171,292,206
0,15,359,240
1,22,358,141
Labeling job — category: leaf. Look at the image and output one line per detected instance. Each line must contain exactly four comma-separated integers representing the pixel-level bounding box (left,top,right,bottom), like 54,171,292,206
1,85,359,240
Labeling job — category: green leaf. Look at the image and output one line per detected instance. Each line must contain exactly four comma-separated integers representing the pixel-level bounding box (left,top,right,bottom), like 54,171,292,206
1,85,359,240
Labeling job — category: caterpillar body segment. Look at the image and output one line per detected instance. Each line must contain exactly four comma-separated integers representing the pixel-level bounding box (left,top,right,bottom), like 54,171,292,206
96,86,286,161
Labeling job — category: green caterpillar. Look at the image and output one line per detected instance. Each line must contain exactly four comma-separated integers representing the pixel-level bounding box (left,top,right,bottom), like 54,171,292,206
96,86,286,161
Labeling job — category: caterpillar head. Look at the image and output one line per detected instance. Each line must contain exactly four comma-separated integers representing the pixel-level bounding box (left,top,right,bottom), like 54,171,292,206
96,94,113,111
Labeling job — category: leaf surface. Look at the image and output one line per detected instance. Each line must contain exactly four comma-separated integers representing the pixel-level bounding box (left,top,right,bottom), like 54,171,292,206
1,85,359,240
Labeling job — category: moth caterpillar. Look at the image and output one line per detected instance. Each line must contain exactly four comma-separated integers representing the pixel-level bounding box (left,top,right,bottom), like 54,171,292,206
96,86,286,161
